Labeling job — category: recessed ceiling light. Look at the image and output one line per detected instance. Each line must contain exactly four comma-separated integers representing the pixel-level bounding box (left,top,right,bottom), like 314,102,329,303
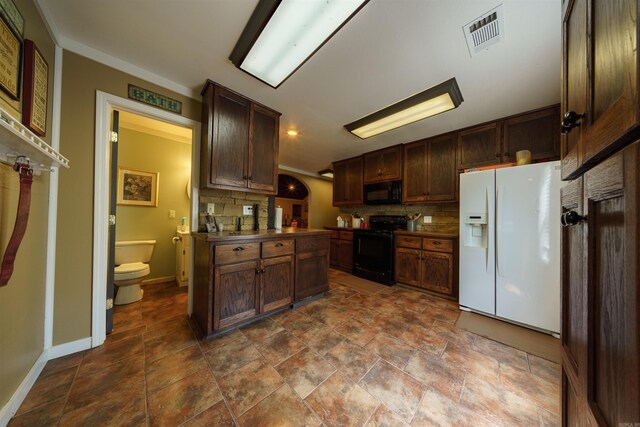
230,0,369,88
344,78,464,139
287,129,298,136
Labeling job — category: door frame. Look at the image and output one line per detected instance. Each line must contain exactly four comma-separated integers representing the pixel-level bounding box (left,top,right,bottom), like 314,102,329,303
92,91,200,347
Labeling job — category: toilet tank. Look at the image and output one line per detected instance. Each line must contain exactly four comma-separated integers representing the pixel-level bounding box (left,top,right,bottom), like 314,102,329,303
114,240,156,265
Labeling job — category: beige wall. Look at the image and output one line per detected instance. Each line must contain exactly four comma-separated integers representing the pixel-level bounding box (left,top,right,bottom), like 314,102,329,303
55,51,200,344
279,171,339,230
116,128,191,281
0,0,54,409
274,197,308,226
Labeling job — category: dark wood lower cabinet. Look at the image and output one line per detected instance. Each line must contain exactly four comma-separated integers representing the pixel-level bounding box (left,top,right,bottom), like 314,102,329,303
295,236,330,301
192,232,330,337
327,228,353,272
260,255,293,313
561,142,639,426
394,232,458,299
422,251,453,295
215,260,259,330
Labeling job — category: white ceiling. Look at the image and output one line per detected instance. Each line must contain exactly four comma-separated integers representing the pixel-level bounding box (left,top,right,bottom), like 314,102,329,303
36,0,561,176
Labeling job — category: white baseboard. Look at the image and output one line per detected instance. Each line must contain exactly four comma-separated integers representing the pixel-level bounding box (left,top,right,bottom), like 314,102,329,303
48,337,92,359
0,351,48,426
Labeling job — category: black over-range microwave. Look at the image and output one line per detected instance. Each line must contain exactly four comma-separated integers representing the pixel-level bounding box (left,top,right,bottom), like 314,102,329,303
364,180,402,205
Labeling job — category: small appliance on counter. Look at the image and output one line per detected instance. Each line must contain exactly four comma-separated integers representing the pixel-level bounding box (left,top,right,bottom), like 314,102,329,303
353,215,407,285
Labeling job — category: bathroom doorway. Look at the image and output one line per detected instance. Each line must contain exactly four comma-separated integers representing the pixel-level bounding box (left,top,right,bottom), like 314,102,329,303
93,91,200,347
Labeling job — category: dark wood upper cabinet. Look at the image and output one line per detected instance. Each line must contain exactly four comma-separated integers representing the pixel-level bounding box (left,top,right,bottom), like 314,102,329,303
332,156,363,206
200,80,281,194
403,133,456,203
503,105,560,163
561,0,640,180
363,145,403,183
402,139,428,203
457,122,502,170
426,133,457,202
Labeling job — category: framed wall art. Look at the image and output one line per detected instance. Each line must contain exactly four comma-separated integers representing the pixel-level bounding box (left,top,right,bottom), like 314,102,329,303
0,13,21,100
22,39,48,136
117,167,159,207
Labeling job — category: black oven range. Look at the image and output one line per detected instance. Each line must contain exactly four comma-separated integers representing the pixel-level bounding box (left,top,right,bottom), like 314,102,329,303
353,215,407,285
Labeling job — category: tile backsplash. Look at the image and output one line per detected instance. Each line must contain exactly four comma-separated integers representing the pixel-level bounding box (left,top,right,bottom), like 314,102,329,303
198,189,269,231
339,202,459,234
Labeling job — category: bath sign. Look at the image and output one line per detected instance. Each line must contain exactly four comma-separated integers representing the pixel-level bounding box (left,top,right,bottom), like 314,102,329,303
127,84,182,114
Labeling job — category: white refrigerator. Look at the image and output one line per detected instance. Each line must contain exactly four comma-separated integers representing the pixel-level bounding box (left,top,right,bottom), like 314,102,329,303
459,161,561,334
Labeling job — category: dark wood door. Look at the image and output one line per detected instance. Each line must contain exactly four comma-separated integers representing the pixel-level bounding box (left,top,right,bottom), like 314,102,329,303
560,0,587,179
583,0,639,166
345,157,363,205
395,247,421,287
329,238,339,268
421,251,453,296
106,109,119,334
261,255,293,313
333,156,363,206
332,160,348,205
560,177,587,427
248,103,279,193
457,122,502,170
363,145,402,183
211,86,249,188
579,143,639,426
214,260,259,330
337,240,353,271
295,250,329,301
426,133,456,202
503,105,560,163
403,139,428,203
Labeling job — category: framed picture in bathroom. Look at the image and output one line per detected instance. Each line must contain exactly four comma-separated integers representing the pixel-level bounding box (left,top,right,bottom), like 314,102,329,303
117,167,159,207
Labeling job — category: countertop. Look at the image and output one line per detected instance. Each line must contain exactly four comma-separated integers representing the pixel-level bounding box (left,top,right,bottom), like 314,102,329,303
192,227,331,242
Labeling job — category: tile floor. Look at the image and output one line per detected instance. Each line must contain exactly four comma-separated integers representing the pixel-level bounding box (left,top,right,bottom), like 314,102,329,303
10,269,560,426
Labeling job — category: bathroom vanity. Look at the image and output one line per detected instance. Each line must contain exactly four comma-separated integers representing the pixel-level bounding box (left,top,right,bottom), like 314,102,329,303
191,228,330,338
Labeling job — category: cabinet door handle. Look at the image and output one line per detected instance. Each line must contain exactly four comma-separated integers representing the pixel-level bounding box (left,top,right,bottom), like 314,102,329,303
560,111,586,134
433,241,441,245
256,268,265,274
233,246,245,252
248,176,253,180
495,153,501,158
560,211,587,226
275,242,284,247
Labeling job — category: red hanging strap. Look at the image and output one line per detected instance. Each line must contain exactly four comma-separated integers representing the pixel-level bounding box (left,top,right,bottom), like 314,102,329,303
0,159,34,287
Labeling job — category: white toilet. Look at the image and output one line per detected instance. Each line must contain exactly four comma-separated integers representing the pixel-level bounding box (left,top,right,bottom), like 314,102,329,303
114,240,156,305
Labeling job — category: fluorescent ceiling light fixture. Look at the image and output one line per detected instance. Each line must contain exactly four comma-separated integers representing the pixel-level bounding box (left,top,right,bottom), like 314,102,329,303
344,78,464,139
230,0,368,88
318,169,333,179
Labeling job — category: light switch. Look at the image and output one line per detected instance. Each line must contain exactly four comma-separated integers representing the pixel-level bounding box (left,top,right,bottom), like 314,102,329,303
169,210,176,218
423,216,432,223
207,203,215,215
243,205,253,215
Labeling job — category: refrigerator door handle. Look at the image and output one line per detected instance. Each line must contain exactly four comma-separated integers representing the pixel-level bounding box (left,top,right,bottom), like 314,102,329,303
485,185,490,272
496,184,503,277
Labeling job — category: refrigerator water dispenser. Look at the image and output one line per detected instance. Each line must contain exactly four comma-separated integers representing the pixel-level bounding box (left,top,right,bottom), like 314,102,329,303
462,213,487,248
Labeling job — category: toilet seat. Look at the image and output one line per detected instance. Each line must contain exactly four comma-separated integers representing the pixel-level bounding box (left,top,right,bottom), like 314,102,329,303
114,262,150,281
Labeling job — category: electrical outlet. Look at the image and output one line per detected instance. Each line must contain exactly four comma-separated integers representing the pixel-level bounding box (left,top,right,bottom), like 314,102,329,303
169,210,176,218
243,205,253,215
207,203,215,215
424,215,432,223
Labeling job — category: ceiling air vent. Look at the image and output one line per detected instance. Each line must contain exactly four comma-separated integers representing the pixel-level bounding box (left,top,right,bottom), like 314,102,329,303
463,4,505,57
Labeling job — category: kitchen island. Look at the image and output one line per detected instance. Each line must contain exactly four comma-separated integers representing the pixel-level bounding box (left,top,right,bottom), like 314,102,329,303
191,228,330,338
